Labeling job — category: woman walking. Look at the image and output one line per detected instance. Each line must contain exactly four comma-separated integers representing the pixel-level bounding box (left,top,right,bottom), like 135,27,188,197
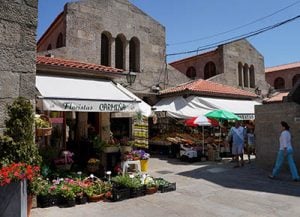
269,121,299,181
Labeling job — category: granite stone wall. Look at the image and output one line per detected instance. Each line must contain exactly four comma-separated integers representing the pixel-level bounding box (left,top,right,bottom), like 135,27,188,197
255,102,300,170
266,67,300,91
37,0,190,95
0,0,38,132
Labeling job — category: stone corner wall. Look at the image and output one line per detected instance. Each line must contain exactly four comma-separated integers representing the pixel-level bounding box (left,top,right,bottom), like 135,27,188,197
0,0,38,132
255,102,300,170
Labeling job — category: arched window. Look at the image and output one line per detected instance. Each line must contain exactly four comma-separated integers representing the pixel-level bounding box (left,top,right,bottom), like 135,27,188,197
243,64,249,87
115,34,126,70
249,65,255,88
129,37,140,72
186,67,196,79
101,32,111,66
47,44,52,51
204,61,216,79
238,62,243,86
292,74,300,87
274,77,285,90
56,33,64,48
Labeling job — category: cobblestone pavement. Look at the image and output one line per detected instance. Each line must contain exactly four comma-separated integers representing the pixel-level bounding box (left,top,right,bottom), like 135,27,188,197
31,156,300,217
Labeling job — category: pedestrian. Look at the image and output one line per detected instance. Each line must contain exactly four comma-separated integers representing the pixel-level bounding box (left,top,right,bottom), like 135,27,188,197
246,128,255,163
269,121,299,181
228,121,245,168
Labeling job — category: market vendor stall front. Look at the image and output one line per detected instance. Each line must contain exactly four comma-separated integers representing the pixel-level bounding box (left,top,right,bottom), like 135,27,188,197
36,75,140,112
153,95,260,120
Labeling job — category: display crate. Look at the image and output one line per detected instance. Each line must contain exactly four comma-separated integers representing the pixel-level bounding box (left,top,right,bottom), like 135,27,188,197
129,186,146,198
159,182,176,193
111,187,130,202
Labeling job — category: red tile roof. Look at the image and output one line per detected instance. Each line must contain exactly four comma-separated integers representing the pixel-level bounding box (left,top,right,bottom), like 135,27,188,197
265,61,300,73
37,56,124,73
264,92,289,103
160,79,257,99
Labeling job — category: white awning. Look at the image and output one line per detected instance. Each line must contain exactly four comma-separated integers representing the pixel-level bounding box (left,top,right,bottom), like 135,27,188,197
116,83,152,117
36,75,140,112
154,95,261,119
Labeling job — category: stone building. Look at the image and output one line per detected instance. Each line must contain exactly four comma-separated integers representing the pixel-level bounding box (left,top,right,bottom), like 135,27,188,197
37,0,189,104
255,92,300,170
265,62,300,91
0,0,38,132
170,39,270,96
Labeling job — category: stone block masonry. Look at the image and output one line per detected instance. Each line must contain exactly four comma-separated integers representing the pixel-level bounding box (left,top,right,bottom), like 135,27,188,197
0,0,38,132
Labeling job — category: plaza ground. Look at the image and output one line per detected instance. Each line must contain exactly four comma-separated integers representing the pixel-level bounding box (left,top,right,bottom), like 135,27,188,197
31,156,300,217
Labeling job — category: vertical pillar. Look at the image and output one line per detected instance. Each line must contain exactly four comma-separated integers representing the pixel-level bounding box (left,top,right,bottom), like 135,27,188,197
76,112,88,140
125,40,129,71
99,112,110,143
111,38,116,68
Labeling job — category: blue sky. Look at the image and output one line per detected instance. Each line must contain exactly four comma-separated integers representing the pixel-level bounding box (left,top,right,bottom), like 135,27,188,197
38,0,300,67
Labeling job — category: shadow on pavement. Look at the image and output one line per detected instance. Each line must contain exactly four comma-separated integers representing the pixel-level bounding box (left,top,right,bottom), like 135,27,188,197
176,159,300,197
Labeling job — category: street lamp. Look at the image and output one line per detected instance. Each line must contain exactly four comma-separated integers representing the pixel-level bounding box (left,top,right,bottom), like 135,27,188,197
126,71,136,85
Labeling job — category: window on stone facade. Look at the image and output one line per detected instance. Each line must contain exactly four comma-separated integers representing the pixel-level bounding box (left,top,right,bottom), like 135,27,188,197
243,64,249,87
101,32,111,66
115,34,126,70
204,61,216,79
292,74,300,87
238,62,243,86
249,65,255,88
56,33,64,48
274,77,285,89
129,37,140,72
47,44,52,51
186,67,196,79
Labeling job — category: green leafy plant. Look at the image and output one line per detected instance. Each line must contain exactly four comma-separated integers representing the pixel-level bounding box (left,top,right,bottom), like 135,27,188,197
112,175,143,189
0,97,41,166
35,116,51,128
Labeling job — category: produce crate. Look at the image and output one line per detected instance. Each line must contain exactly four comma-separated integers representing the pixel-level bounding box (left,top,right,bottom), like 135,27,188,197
111,187,130,202
129,186,146,198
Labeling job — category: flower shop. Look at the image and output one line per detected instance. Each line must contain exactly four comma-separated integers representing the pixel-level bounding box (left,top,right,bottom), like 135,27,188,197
0,97,176,216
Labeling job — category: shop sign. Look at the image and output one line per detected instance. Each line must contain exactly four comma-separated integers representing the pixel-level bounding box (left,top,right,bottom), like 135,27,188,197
41,99,137,112
237,114,255,120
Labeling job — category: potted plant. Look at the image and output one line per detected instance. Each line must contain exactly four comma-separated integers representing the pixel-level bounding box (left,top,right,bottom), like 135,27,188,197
87,158,100,173
35,114,52,137
112,175,145,198
58,184,76,207
54,150,74,171
85,180,106,202
119,137,133,153
0,97,42,216
144,176,158,195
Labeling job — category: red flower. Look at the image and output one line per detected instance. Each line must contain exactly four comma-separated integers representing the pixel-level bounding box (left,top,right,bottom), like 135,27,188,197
0,163,40,186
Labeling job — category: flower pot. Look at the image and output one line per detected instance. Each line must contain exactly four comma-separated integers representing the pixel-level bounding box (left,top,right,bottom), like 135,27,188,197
0,180,27,217
140,159,149,172
87,164,99,173
27,194,33,217
88,194,105,202
36,127,52,137
146,187,157,195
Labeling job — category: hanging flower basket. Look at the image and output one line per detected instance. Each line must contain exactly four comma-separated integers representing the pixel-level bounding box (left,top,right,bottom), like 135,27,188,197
35,114,52,137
